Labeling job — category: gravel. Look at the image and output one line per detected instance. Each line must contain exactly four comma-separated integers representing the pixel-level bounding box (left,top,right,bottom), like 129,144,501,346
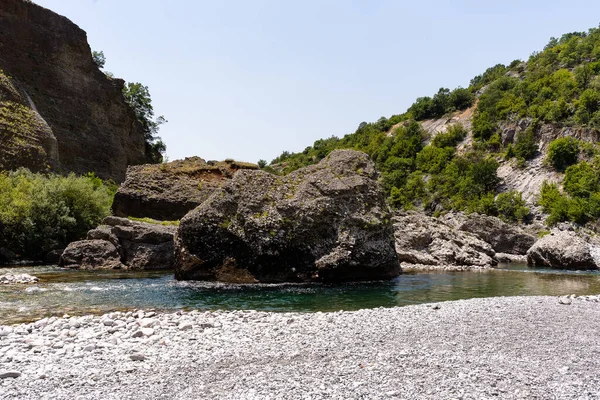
1,295,600,399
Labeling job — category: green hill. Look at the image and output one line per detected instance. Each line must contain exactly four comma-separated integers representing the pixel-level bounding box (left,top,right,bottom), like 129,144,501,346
268,26,600,227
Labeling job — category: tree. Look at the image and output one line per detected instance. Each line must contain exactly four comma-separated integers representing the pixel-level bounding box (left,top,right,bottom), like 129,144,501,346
123,82,167,163
92,50,106,69
257,159,267,169
547,137,579,171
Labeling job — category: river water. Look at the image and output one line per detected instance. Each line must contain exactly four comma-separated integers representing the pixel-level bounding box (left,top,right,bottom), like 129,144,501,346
1,265,599,324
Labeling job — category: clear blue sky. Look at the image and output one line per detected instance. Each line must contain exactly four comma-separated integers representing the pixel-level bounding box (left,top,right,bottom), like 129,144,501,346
34,0,600,163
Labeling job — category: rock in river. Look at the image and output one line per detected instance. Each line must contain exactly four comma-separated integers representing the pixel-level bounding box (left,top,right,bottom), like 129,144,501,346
175,150,400,282
527,230,600,270
60,217,176,270
393,212,497,267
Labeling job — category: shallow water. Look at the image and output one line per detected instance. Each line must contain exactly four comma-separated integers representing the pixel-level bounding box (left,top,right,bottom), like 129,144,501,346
1,264,599,324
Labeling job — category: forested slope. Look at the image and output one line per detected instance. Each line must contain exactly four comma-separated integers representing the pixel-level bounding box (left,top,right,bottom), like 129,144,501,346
268,26,600,227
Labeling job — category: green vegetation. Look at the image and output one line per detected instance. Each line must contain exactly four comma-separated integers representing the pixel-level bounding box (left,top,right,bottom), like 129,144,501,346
546,137,580,171
123,82,167,163
0,170,117,259
127,216,180,226
264,25,600,225
92,50,106,69
539,157,600,225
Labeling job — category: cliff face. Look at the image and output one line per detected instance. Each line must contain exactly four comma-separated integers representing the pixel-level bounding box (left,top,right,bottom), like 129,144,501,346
0,0,150,182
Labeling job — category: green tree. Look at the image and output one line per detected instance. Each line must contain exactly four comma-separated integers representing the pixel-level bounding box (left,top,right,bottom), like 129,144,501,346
123,82,167,163
92,50,106,69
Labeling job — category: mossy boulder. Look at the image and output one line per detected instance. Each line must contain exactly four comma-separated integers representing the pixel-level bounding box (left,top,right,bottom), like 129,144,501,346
175,150,400,283
112,157,258,221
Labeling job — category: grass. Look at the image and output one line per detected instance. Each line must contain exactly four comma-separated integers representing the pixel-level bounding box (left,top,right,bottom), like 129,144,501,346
128,216,180,226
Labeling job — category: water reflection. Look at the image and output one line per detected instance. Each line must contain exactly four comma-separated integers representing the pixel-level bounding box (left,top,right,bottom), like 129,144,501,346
0,265,599,325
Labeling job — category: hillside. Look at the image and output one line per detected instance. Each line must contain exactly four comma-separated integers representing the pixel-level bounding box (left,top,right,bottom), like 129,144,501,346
0,0,155,182
269,26,600,227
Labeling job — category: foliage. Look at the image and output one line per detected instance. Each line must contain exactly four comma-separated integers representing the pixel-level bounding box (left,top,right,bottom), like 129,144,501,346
0,169,116,259
127,216,180,226
92,50,106,69
495,191,530,222
407,87,475,121
257,159,267,169
122,82,167,163
513,128,538,160
538,157,600,225
546,137,580,171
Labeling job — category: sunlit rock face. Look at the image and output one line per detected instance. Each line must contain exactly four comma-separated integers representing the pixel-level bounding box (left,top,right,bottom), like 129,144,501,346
175,150,400,283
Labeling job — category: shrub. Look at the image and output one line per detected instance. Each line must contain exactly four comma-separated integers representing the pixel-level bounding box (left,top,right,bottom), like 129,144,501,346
0,169,115,259
432,125,467,148
513,129,538,160
495,191,530,222
546,137,579,171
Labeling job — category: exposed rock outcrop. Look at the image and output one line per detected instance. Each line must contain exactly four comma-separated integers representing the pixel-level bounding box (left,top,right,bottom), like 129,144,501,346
455,214,536,255
0,0,152,181
527,230,600,270
393,212,497,267
59,217,176,270
112,157,259,221
175,150,400,283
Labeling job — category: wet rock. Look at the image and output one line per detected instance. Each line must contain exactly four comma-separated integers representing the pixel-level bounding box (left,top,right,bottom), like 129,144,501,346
60,217,176,270
175,150,400,282
0,247,16,264
527,230,600,270
393,212,496,267
59,240,125,270
0,273,39,284
44,249,64,265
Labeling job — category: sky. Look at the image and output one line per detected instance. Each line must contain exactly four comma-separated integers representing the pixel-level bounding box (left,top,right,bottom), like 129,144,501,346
33,0,600,164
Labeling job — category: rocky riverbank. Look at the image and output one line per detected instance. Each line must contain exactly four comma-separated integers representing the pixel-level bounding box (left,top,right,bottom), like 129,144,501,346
1,296,599,399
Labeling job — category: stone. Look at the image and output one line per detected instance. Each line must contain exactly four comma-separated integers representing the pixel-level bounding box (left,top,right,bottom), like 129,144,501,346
44,249,64,265
393,212,497,267
60,217,177,270
0,0,153,181
527,230,600,270
0,370,21,379
141,328,155,337
0,273,39,284
558,297,572,305
112,157,259,221
0,247,16,264
59,240,125,270
175,150,400,282
456,214,536,255
130,353,145,361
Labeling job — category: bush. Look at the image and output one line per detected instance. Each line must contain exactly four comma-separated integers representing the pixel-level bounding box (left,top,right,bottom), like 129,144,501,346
546,137,580,171
0,169,115,259
495,191,530,222
513,129,538,160
432,125,467,148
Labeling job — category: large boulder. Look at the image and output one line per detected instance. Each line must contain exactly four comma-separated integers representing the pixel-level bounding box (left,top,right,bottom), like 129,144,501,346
60,217,177,270
393,212,497,267
175,150,400,283
456,214,536,255
112,157,259,221
527,230,600,270
59,240,124,270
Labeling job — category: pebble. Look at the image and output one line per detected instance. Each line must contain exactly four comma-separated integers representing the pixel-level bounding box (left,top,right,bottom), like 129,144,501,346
0,370,21,379
0,296,598,399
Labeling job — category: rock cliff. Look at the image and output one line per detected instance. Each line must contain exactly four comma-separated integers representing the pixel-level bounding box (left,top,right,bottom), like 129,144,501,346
0,0,151,181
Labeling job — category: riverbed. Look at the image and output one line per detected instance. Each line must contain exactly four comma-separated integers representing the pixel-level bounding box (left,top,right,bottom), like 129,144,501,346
1,264,599,325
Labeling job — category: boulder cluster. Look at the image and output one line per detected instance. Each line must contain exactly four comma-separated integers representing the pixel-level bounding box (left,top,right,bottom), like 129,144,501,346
56,149,600,281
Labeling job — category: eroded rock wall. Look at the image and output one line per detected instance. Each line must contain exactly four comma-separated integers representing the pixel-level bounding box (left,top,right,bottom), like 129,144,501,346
0,0,150,181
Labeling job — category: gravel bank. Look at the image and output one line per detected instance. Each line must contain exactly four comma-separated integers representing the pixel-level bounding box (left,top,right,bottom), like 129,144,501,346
1,296,600,399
